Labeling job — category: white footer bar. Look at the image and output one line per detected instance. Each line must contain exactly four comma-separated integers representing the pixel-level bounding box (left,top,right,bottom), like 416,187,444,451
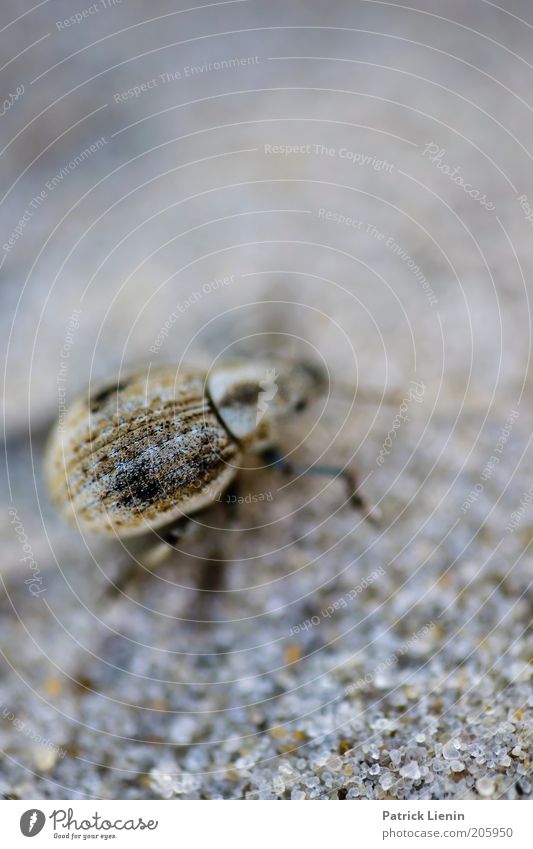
4,799,530,848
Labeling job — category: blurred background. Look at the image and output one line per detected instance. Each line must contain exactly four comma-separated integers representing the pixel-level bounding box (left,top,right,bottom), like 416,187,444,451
1,0,532,799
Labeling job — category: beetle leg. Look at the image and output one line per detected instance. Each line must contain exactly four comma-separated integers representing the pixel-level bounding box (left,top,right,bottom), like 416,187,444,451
261,447,381,523
160,515,192,549
197,557,226,595
193,480,241,602
216,477,241,521
105,516,192,598
105,555,143,599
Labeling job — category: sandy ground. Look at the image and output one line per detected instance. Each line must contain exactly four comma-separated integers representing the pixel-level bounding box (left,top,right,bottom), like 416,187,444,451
1,0,532,799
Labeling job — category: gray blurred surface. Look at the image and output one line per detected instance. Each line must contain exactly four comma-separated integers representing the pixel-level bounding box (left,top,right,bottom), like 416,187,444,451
1,0,532,799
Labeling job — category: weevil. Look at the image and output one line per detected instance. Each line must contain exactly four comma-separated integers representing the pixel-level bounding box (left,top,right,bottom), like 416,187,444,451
46,358,376,565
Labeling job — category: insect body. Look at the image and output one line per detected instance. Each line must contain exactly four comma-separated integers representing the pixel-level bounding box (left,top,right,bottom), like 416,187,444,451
46,359,333,538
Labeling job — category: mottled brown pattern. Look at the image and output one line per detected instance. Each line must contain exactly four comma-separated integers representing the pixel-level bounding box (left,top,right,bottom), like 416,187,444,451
218,381,261,408
46,367,241,536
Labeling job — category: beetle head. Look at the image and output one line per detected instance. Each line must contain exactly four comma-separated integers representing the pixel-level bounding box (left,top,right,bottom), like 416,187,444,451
270,359,328,418
206,358,327,445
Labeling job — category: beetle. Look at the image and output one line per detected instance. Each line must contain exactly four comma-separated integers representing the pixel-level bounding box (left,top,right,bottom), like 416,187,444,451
45,358,376,555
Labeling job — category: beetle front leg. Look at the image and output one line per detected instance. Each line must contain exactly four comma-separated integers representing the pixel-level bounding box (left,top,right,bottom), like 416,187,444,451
216,476,242,521
106,516,192,598
261,447,381,523
194,478,241,602
159,515,193,550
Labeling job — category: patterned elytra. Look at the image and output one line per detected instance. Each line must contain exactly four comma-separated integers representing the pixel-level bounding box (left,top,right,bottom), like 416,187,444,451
46,367,240,536
46,359,328,538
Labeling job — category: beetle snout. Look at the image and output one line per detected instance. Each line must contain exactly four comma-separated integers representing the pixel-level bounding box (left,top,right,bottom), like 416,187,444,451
296,360,328,394
285,360,328,413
